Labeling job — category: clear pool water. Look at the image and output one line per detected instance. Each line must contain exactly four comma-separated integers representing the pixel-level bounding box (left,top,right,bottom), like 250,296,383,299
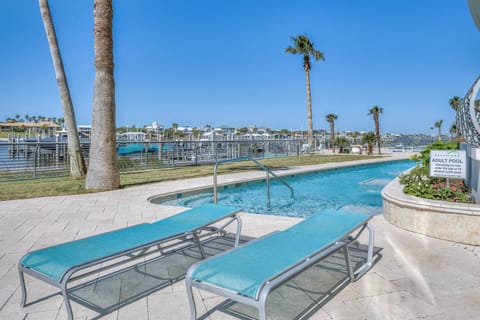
160,160,415,218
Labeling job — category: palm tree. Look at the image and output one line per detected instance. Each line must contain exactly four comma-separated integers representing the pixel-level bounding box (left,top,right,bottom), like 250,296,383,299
164,128,174,140
325,113,337,152
434,120,443,141
86,0,119,190
285,34,325,146
361,132,376,155
334,136,349,153
172,123,178,140
449,96,461,111
449,123,458,140
351,131,360,144
39,0,86,178
57,117,65,128
368,105,383,154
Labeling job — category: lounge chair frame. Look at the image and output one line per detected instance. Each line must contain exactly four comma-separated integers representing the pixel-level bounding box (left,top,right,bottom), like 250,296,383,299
19,206,242,320
186,218,374,320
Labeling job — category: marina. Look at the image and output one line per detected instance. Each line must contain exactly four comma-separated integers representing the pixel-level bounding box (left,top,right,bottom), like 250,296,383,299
0,137,305,181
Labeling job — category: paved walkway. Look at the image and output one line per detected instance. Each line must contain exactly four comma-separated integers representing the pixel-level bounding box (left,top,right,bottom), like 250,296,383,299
1,154,479,319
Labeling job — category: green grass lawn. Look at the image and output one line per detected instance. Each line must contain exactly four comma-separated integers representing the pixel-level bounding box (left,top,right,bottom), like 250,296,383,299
0,154,378,201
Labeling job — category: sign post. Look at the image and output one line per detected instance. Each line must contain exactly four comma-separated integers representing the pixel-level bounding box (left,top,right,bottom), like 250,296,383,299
429,150,467,181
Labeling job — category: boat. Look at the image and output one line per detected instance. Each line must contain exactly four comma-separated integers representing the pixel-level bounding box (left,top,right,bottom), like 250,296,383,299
117,143,159,155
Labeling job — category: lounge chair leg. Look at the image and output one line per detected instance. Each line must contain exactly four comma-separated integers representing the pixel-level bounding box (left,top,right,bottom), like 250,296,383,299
185,275,197,320
343,245,354,282
234,215,242,247
353,223,375,281
61,285,74,320
193,233,206,259
18,267,27,307
366,223,375,266
259,303,267,320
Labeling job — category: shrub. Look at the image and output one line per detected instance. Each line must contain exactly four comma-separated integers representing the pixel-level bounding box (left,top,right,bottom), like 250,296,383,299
399,141,471,203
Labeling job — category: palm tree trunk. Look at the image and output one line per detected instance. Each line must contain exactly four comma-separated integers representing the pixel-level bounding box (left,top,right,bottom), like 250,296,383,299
374,115,381,154
305,70,314,146
39,0,86,178
86,0,119,190
329,122,335,153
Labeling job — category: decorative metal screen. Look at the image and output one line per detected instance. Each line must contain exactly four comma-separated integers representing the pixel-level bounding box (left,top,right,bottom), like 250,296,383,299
457,76,480,147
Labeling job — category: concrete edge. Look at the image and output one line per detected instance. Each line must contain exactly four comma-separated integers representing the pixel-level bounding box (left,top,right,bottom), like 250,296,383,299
382,177,480,245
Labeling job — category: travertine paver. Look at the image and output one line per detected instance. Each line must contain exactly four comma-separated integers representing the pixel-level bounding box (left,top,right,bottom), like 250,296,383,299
1,154,479,320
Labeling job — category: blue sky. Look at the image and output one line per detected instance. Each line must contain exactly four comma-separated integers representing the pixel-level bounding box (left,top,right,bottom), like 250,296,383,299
1,0,479,134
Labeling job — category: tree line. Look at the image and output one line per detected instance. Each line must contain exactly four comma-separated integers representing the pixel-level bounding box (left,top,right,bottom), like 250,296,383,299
3,115,65,125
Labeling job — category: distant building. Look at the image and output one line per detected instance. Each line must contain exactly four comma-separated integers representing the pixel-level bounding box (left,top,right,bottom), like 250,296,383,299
176,126,193,135
215,125,236,135
77,125,92,136
117,131,147,141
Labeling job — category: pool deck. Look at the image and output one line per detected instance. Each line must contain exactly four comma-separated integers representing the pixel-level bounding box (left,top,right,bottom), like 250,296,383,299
1,153,479,320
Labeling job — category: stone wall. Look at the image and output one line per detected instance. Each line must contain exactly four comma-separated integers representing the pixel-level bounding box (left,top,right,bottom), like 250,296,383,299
382,177,480,245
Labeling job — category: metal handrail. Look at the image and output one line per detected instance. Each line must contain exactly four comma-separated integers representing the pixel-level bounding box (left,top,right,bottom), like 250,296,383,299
213,156,294,207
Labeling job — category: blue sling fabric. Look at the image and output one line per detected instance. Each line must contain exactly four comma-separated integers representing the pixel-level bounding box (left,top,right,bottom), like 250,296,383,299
150,203,239,231
21,203,239,282
190,210,369,299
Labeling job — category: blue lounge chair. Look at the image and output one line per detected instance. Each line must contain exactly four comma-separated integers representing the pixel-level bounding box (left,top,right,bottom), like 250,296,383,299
186,210,375,320
18,204,242,320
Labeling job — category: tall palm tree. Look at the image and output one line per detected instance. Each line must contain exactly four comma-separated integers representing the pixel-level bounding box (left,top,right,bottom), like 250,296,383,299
86,0,119,190
285,34,325,146
325,113,338,152
449,96,461,111
39,0,86,178
434,120,443,141
368,105,383,154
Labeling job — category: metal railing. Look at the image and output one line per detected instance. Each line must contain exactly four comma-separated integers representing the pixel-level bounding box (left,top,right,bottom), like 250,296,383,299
0,138,304,181
212,156,294,207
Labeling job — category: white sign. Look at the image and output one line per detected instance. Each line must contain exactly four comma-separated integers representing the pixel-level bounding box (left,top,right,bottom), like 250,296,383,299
430,150,467,179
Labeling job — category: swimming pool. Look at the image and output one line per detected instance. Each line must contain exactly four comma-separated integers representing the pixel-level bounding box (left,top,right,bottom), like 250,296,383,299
154,160,415,218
